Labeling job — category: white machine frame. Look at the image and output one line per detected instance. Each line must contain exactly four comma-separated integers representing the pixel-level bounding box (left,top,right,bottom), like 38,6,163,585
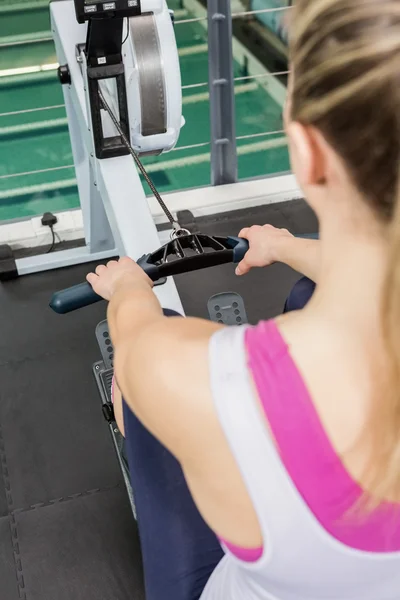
14,0,183,313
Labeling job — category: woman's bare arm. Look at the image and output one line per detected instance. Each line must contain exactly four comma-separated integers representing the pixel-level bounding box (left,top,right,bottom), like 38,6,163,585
236,225,320,283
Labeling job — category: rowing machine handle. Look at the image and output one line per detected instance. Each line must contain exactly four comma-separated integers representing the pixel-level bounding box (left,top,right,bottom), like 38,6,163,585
50,282,102,314
49,236,249,314
231,236,249,263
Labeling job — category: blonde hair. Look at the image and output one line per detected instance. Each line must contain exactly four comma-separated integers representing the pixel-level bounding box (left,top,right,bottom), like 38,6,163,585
289,0,400,502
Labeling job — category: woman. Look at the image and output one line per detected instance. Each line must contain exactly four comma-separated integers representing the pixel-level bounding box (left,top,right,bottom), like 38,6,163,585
87,1,400,598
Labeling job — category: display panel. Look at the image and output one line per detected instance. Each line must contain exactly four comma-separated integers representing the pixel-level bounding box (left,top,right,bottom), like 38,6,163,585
74,0,140,23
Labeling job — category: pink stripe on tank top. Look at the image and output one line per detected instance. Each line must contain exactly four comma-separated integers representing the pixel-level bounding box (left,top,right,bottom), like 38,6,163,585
219,539,263,562
220,320,400,562
236,320,400,555
229,544,263,561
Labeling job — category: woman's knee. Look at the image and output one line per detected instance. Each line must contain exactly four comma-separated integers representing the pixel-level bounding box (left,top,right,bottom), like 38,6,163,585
162,308,183,318
284,276,316,313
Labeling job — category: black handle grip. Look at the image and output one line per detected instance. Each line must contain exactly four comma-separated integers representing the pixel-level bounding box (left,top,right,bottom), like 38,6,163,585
136,236,249,280
229,236,249,263
50,254,166,314
49,282,102,314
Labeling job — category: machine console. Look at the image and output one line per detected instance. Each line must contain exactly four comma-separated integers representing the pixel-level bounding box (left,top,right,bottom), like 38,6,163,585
74,0,141,23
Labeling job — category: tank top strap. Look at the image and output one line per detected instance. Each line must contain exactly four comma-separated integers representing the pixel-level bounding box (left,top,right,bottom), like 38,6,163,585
209,325,312,561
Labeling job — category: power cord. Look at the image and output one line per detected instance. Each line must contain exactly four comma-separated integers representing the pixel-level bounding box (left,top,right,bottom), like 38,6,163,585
41,212,58,254
122,18,129,45
46,226,56,254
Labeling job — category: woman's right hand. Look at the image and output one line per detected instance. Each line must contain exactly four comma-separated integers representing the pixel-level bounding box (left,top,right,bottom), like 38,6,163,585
236,224,293,276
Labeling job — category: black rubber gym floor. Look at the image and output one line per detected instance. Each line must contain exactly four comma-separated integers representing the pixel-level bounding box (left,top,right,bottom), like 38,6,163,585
0,199,317,600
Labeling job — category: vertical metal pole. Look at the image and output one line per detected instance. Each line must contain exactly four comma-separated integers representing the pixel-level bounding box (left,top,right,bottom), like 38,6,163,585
207,0,238,185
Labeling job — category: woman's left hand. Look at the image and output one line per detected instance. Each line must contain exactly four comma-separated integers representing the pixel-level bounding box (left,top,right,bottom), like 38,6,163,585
86,257,153,301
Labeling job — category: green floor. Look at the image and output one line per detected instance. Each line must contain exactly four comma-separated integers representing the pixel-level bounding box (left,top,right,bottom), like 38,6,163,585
0,0,290,222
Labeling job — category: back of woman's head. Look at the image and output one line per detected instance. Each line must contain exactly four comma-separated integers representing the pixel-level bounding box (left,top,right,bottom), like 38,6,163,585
289,0,400,502
290,0,400,221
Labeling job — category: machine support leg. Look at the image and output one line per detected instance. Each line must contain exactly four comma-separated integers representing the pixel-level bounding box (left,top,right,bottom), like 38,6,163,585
87,164,115,254
207,0,238,186
62,86,114,255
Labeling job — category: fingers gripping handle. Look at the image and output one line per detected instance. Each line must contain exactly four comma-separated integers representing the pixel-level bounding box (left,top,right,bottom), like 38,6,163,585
49,256,163,314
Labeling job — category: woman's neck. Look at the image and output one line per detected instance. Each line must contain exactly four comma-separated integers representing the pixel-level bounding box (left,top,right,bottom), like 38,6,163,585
306,220,388,336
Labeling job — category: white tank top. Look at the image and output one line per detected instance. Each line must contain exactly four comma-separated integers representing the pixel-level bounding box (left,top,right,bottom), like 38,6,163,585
201,325,400,600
